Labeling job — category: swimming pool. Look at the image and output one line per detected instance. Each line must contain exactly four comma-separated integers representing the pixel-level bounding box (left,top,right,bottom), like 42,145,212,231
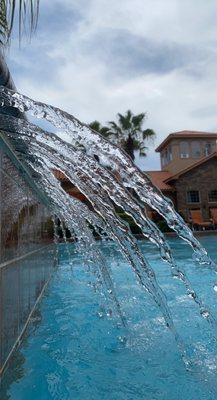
1,236,217,399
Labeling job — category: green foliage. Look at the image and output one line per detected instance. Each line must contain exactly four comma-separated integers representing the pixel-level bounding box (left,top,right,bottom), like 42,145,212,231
89,110,156,161
117,212,142,234
0,0,40,46
89,120,110,138
156,220,172,233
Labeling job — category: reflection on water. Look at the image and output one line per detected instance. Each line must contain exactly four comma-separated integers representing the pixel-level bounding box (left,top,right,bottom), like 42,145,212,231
0,150,53,263
0,309,42,400
0,246,56,372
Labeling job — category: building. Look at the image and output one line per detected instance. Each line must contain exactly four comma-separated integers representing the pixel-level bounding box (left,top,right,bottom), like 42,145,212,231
53,129,217,227
147,130,217,223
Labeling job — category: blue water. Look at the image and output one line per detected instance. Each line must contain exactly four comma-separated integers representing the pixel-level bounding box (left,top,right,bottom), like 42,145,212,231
1,236,217,400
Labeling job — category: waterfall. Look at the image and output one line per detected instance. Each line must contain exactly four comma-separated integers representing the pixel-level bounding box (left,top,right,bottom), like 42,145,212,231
0,86,216,364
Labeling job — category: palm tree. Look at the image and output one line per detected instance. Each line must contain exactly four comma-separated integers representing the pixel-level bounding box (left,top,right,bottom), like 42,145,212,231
0,1,39,45
89,120,110,138
91,110,155,161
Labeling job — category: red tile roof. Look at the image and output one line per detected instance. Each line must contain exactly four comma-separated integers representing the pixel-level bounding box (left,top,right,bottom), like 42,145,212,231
155,130,217,152
52,169,87,201
145,171,174,191
52,169,68,181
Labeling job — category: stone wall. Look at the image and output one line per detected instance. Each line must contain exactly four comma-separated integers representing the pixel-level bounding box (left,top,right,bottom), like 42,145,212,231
174,157,217,221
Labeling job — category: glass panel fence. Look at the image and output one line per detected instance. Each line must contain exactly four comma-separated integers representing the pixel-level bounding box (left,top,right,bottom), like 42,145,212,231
0,146,56,373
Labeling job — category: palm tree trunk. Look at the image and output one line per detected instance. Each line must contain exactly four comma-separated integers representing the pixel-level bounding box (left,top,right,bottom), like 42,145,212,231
124,134,135,160
0,52,24,118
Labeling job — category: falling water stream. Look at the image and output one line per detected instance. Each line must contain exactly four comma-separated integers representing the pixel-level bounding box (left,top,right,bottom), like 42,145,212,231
0,86,217,367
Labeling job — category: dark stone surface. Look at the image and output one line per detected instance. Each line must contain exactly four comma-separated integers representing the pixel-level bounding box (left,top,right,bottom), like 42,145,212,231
174,157,217,220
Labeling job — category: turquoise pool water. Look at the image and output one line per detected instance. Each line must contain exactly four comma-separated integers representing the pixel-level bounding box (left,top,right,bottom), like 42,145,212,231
1,236,217,400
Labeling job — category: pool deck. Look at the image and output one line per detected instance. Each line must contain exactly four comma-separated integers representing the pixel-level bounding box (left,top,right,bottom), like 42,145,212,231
56,230,217,244
137,230,217,239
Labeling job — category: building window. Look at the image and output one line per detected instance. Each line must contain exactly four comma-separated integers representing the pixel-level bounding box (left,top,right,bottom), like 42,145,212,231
168,146,173,162
161,146,172,166
187,190,200,203
180,141,189,158
208,190,217,202
191,141,201,158
205,142,212,157
161,151,166,167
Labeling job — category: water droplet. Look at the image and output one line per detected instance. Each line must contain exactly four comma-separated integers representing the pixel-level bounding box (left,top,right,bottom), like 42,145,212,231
213,284,217,292
106,309,112,317
201,310,210,319
188,291,196,300
118,336,127,344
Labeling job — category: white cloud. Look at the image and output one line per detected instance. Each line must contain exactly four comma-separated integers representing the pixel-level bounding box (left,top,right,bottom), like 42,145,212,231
6,0,217,170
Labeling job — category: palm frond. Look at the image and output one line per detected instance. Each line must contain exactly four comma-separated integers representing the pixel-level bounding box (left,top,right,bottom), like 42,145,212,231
108,121,122,134
117,110,132,130
142,128,156,140
89,120,111,138
0,0,40,46
139,146,148,157
89,120,101,132
100,126,110,137
132,112,146,129
131,139,141,150
0,0,9,45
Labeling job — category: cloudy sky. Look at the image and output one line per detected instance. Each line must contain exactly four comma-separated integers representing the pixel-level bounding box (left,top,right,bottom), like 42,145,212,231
6,0,217,170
